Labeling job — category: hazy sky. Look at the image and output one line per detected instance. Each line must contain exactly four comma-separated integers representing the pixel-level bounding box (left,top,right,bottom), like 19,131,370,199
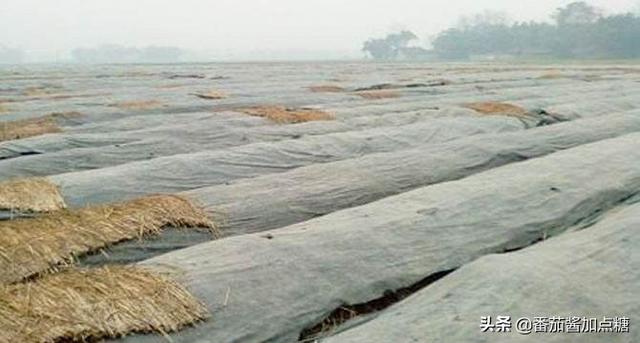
2,0,638,60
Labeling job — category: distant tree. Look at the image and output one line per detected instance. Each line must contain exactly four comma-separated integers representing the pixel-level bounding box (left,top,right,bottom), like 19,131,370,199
432,28,470,59
362,31,418,60
362,38,395,60
433,11,514,59
140,46,183,63
552,1,601,26
72,45,139,63
371,1,640,61
509,21,556,55
593,14,640,58
549,2,602,57
0,45,25,64
72,45,183,63
386,31,419,48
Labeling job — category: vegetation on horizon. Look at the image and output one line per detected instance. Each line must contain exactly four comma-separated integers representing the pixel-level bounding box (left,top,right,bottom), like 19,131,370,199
363,1,640,60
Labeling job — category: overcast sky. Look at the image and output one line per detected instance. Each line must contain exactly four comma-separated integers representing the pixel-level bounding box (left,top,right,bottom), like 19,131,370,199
2,0,638,60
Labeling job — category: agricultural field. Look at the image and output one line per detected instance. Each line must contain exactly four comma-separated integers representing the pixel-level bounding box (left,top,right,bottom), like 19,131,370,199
0,61,639,342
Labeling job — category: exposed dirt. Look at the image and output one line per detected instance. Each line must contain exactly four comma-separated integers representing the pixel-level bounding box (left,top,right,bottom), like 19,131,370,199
299,270,454,341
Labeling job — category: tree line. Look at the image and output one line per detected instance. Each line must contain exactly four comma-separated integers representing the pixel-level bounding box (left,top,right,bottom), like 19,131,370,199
71,45,184,63
363,1,640,60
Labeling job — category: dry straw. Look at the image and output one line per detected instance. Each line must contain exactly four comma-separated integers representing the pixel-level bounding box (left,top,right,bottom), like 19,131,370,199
464,102,529,117
22,86,64,97
240,105,334,123
0,115,62,142
19,86,104,101
111,100,164,110
0,194,216,284
538,71,566,79
0,265,209,342
49,111,83,119
0,177,66,213
51,93,112,101
308,85,346,93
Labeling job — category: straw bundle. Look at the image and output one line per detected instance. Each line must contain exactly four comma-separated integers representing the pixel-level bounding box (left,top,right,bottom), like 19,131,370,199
0,266,209,342
0,177,66,213
0,115,62,142
240,105,334,123
463,102,528,117
0,195,216,284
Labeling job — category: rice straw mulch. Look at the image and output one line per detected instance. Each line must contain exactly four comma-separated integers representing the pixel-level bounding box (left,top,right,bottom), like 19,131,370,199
538,71,566,79
308,85,346,93
110,100,164,110
0,266,209,342
22,86,64,97
0,115,62,142
0,177,66,213
463,102,529,117
240,105,334,123
0,194,216,284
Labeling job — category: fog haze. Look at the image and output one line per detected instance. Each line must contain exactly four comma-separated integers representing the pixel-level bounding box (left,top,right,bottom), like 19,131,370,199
1,0,637,61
